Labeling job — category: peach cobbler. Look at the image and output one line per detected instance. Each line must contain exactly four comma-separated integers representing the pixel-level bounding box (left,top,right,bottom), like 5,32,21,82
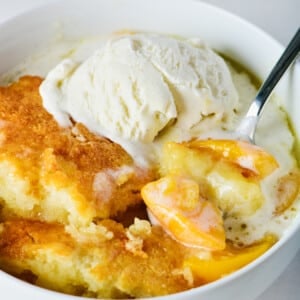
0,33,299,299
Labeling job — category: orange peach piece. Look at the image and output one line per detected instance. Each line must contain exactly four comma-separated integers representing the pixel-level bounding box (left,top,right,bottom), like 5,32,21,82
186,139,279,178
185,238,275,283
160,142,266,217
141,175,226,251
275,169,300,215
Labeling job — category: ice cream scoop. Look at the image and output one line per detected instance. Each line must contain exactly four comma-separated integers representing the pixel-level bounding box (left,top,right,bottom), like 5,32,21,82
40,33,239,164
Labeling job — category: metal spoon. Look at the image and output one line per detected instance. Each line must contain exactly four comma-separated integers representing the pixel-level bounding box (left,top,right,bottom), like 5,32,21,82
236,28,300,143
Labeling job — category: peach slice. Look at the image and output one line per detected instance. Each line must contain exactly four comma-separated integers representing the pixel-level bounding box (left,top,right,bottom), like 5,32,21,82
185,237,275,283
141,175,226,250
275,169,300,215
160,141,279,217
184,139,279,178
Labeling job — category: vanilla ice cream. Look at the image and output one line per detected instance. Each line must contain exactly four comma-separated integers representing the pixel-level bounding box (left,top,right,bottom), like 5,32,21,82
40,33,239,164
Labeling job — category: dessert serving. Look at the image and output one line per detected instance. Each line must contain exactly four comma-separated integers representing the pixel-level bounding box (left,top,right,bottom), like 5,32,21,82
0,30,299,299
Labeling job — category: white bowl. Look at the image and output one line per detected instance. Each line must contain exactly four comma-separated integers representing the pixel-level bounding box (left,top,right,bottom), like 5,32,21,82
0,0,299,300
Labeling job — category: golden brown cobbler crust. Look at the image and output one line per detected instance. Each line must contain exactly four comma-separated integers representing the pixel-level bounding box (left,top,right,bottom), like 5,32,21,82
0,76,155,221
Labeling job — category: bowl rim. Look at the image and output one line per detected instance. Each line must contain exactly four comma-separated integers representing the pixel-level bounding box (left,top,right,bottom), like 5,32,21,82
0,0,299,299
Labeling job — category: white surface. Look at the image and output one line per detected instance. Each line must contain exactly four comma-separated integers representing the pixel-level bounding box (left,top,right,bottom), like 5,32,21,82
0,1,299,300
204,0,300,46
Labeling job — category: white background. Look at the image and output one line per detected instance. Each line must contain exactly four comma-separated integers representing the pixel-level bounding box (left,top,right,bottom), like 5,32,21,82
0,0,299,299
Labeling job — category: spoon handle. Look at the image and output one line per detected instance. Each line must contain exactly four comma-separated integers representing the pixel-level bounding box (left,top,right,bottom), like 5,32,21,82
242,28,300,141
246,28,300,119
